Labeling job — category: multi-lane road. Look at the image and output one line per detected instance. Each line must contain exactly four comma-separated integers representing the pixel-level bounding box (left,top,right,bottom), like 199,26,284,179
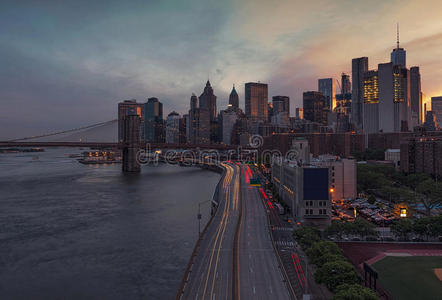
178,163,290,300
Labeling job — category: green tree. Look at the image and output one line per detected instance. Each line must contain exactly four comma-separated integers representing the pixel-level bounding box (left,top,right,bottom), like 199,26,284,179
352,218,377,238
412,217,431,240
332,284,378,300
305,241,344,266
391,218,413,240
315,260,360,291
428,215,442,238
293,226,321,250
325,220,347,239
416,179,442,216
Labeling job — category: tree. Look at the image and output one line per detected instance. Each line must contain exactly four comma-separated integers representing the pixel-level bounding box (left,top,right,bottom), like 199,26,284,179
391,218,413,240
325,220,347,240
416,179,442,216
315,260,360,291
352,218,377,238
412,217,431,240
305,241,344,266
293,226,321,250
427,215,442,238
332,284,378,300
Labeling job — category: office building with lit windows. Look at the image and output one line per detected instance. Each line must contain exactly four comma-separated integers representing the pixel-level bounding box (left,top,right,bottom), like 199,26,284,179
378,62,410,133
363,70,380,134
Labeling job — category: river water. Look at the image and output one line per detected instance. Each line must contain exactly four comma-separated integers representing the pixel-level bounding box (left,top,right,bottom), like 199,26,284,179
0,148,220,299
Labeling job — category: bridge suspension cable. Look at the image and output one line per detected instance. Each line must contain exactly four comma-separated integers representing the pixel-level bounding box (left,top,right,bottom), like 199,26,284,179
7,119,118,142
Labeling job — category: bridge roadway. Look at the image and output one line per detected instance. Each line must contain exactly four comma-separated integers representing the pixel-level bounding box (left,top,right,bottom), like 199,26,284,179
0,141,248,150
179,163,290,300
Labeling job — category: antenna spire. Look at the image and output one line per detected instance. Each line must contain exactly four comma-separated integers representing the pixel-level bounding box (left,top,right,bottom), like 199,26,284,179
397,23,400,48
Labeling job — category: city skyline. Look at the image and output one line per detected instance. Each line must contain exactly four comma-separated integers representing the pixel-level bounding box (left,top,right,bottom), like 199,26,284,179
1,0,442,139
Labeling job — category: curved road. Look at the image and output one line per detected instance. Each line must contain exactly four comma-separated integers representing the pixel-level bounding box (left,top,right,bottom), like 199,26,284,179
179,163,290,300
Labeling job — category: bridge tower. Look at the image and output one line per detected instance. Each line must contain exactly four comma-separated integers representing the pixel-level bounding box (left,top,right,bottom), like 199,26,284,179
122,108,141,173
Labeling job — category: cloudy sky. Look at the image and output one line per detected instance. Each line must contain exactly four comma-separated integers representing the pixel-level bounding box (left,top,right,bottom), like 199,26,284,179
1,0,441,139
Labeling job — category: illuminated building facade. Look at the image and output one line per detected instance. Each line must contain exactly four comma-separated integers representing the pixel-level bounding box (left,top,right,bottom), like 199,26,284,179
363,70,379,134
378,62,410,133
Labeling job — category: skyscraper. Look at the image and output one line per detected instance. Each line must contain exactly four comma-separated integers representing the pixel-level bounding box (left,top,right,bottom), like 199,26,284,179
199,80,217,121
118,99,144,142
431,96,442,126
378,62,410,133
229,85,239,109
245,82,268,122
188,94,210,144
391,24,406,68
410,66,422,127
318,78,335,110
272,96,290,116
351,57,369,129
220,107,239,145
303,91,327,125
165,111,181,144
144,97,164,143
362,70,379,134
341,73,351,94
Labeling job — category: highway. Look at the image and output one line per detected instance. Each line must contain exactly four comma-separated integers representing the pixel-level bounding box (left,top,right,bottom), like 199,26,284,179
238,165,290,299
179,163,290,300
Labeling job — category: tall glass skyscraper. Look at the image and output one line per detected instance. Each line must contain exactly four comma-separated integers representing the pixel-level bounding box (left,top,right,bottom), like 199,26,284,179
144,97,164,143
318,78,335,111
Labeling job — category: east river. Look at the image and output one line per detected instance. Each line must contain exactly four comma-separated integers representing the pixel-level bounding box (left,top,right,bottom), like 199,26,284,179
0,148,220,299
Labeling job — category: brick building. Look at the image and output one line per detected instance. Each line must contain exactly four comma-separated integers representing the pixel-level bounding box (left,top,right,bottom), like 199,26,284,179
400,137,442,176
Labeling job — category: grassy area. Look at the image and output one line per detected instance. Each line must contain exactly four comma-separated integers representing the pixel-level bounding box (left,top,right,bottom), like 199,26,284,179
373,256,442,300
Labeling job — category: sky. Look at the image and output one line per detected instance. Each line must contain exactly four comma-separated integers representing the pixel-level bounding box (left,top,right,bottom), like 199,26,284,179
1,0,442,139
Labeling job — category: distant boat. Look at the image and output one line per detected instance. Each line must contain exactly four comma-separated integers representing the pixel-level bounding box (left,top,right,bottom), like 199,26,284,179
32,156,39,160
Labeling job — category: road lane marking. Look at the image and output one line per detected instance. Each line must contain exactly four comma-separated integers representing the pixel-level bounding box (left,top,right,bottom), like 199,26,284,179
202,164,233,299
